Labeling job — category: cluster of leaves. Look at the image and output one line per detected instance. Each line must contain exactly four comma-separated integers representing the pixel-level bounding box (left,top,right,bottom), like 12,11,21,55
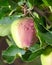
0,0,52,64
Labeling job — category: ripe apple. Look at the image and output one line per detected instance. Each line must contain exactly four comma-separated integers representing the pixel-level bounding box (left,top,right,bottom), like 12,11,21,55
11,17,38,49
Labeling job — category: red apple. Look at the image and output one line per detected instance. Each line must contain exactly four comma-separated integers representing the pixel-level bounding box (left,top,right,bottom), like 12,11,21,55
11,17,38,48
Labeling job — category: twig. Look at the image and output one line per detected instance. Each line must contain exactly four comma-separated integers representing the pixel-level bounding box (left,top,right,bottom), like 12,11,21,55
9,8,17,16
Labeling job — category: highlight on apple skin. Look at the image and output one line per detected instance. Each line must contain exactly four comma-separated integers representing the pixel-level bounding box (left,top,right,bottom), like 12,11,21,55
11,17,38,49
41,46,52,65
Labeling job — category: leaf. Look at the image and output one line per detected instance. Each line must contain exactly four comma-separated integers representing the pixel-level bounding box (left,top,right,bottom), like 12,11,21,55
29,43,40,52
42,0,52,6
0,14,24,24
27,49,43,61
0,7,11,19
0,24,11,36
40,32,52,46
6,35,16,46
27,0,42,8
2,45,25,64
34,17,52,46
18,0,25,6
49,27,52,31
34,17,45,30
49,6,52,12
21,43,45,62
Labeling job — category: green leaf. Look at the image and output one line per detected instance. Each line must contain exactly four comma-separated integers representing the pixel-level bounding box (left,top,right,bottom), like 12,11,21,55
42,0,52,6
29,43,41,52
21,43,45,62
0,15,24,24
18,0,25,6
0,24,11,36
0,7,11,19
34,17,47,33
27,0,42,8
49,6,52,12
2,45,25,64
40,32,52,46
6,35,16,46
34,17,52,46
27,49,43,61
49,27,52,31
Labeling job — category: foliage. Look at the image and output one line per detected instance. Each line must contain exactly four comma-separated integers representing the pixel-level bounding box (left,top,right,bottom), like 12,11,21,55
0,0,52,64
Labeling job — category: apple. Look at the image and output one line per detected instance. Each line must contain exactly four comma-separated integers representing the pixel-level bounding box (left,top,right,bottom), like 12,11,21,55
41,46,52,65
11,17,38,49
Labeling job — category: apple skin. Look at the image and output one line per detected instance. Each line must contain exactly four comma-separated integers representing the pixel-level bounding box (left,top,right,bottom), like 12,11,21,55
11,17,38,48
41,46,52,65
